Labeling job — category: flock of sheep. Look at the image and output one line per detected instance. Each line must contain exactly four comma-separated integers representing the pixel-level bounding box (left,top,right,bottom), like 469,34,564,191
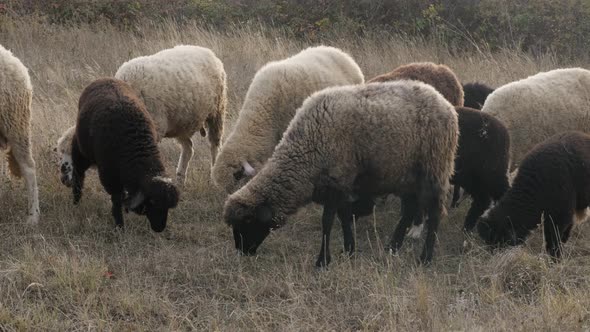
2,42,590,267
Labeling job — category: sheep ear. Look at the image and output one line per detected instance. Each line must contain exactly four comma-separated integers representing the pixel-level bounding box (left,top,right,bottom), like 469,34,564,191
256,205,273,224
128,191,145,209
242,161,256,176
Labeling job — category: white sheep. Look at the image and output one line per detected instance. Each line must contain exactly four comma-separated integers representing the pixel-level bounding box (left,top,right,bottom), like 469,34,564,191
481,67,590,169
0,44,40,224
211,45,364,194
56,45,227,186
223,81,459,266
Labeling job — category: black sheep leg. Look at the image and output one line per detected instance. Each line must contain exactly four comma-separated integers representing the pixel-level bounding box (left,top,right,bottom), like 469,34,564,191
389,195,418,253
419,178,443,264
463,194,492,232
110,192,125,228
71,139,91,205
543,212,571,259
98,167,125,228
337,206,355,255
316,204,337,267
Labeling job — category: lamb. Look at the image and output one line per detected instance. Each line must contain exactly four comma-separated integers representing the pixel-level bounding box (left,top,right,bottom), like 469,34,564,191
211,45,364,194
477,131,590,258
462,82,494,110
368,62,464,106
0,44,40,224
481,68,590,169
57,45,227,186
68,78,179,232
223,81,458,266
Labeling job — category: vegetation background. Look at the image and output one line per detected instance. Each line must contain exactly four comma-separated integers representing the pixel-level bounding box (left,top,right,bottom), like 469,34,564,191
1,0,590,330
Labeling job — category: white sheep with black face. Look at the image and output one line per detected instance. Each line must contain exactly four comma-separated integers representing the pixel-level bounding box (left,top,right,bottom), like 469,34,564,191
211,45,364,194
0,44,40,224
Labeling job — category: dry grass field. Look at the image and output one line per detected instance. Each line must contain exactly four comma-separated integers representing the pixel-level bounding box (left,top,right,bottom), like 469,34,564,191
2,18,590,331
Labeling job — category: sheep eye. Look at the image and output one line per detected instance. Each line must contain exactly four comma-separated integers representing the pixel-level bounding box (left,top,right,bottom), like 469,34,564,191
233,170,244,181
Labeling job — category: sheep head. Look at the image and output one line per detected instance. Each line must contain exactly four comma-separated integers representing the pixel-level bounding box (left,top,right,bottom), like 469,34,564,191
211,156,259,194
477,204,523,248
129,176,180,232
55,126,76,187
223,193,280,255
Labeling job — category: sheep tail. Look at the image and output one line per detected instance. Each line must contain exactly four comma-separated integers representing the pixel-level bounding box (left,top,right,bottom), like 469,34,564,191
7,148,22,178
206,73,227,165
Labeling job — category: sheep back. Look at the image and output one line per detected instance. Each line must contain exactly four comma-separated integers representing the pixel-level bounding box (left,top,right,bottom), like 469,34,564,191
74,78,164,190
212,45,364,194
462,82,494,110
481,68,590,169
115,45,226,140
368,62,464,107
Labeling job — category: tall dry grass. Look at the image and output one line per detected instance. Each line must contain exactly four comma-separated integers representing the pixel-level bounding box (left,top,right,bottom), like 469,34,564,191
1,17,590,330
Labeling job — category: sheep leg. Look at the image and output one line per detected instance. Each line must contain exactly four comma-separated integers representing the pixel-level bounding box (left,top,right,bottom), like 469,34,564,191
419,178,443,264
543,212,570,259
71,140,91,205
8,141,40,224
110,192,125,229
389,195,418,253
316,204,337,267
463,195,492,232
175,137,193,186
336,205,355,255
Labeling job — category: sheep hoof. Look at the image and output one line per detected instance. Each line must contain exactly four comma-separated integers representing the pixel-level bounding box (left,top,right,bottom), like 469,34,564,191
315,256,331,268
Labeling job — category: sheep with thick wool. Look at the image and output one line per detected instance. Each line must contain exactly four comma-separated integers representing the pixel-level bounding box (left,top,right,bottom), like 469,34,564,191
368,62,464,106
212,46,364,194
0,44,40,224
223,81,458,266
478,131,590,258
57,45,227,186
462,82,494,110
482,68,590,169
69,78,179,232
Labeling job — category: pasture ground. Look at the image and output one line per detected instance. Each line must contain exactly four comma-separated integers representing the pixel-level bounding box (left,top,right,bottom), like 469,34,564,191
1,18,590,331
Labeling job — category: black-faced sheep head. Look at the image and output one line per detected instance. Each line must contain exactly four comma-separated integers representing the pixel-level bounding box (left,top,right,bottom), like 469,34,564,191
125,177,180,232
223,197,281,255
477,209,525,249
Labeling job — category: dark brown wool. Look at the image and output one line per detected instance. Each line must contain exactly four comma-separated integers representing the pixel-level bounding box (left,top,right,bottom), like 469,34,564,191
70,78,179,232
478,131,590,258
368,62,464,107
463,82,494,110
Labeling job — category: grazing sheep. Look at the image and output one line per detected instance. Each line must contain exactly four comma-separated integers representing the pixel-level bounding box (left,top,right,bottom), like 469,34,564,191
69,78,179,232
462,82,494,110
478,131,590,258
212,45,364,194
368,62,464,106
413,106,510,232
58,45,227,186
481,68,590,169
223,81,458,266
0,44,39,224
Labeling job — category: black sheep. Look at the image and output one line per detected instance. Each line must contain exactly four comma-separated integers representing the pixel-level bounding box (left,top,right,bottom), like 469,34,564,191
478,131,590,258
70,78,179,232
463,82,494,110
